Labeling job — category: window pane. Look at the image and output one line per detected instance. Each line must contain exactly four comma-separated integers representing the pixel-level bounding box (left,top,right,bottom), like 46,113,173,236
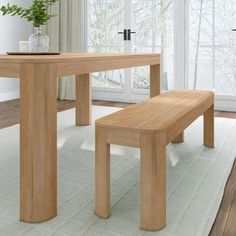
189,47,213,90
132,47,152,90
189,0,236,95
215,47,236,95
88,0,125,88
189,1,213,47
132,0,174,90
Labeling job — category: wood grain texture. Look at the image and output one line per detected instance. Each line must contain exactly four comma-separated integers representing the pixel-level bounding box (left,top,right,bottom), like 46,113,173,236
20,63,57,222
0,63,20,78
0,53,161,223
210,160,236,236
140,132,166,231
0,99,235,233
0,53,160,64
171,132,184,144
215,111,236,119
150,64,161,98
0,99,75,129
96,90,214,138
58,57,160,76
95,89,214,231
106,129,140,148
95,127,110,219
0,53,160,78
204,105,215,148
220,183,236,236
76,74,91,125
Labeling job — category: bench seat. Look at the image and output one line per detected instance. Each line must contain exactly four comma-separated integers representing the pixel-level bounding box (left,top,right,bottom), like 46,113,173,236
95,89,214,231
96,89,214,145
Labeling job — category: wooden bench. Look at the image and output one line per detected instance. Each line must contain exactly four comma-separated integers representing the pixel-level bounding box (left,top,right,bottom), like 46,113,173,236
95,89,214,231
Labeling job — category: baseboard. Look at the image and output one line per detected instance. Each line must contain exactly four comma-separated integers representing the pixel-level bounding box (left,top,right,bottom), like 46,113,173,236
215,96,236,112
215,104,236,112
0,91,19,102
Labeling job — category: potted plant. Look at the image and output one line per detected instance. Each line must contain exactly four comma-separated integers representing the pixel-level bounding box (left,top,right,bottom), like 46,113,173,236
0,0,60,52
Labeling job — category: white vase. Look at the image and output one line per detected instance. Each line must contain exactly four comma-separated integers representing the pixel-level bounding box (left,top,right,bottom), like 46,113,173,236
29,27,49,52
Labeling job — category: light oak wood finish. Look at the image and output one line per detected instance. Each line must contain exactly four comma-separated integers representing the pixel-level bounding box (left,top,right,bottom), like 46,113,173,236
140,132,166,231
150,64,161,97
0,53,159,63
95,127,111,219
171,132,184,144
95,89,214,231
20,63,57,222
0,53,160,76
0,53,160,223
0,63,20,78
76,74,92,125
96,90,214,135
0,99,235,234
58,57,160,76
106,129,140,148
204,104,215,148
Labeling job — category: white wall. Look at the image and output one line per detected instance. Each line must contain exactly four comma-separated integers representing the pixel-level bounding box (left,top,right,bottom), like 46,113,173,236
0,0,32,101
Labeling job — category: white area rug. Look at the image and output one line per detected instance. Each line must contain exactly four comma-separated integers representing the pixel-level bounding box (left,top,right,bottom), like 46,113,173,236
0,106,235,236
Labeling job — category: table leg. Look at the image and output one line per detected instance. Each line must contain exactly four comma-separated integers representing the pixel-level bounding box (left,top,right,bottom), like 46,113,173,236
76,74,92,126
20,63,57,223
150,64,161,98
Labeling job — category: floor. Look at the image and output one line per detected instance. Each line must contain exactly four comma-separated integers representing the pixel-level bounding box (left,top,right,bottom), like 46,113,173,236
0,99,236,236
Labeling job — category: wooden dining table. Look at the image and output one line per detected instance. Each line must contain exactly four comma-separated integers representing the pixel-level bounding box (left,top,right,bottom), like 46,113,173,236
0,53,161,223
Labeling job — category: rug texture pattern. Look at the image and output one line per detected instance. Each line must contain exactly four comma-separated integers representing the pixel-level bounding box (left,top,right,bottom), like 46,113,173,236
0,106,235,236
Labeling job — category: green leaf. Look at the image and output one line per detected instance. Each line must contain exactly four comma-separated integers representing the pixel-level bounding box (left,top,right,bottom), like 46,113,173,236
0,0,60,27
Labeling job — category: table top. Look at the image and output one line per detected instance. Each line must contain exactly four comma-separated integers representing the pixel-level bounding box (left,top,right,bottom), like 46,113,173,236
0,53,161,78
0,53,160,63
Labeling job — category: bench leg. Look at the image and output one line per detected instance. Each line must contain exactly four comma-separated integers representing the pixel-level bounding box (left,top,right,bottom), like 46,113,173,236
171,132,184,144
140,133,166,231
95,127,110,218
204,105,214,148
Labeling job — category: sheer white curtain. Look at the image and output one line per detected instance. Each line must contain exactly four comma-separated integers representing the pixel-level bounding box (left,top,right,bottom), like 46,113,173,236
46,0,87,100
